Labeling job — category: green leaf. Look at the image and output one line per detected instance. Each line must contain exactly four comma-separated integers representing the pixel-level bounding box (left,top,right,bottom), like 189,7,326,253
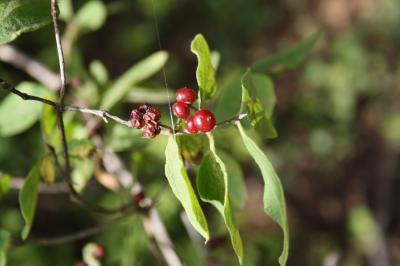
0,0,51,44
236,122,289,266
100,51,169,110
251,32,320,78
41,103,58,145
83,242,101,266
217,151,247,210
241,70,277,138
0,82,50,137
19,162,41,240
197,134,243,264
214,76,242,121
164,136,209,241
75,0,107,33
0,229,11,266
177,134,204,164
90,60,109,85
0,174,10,201
191,34,217,104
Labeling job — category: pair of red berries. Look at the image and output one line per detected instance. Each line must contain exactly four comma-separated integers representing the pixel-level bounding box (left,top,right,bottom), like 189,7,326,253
172,87,216,133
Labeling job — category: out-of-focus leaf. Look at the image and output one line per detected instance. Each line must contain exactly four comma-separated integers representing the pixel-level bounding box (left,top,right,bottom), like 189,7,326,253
83,242,101,266
177,134,204,164
241,70,277,138
90,60,109,85
71,158,95,193
251,32,320,78
0,0,51,44
0,174,10,201
217,151,247,209
236,122,289,266
41,104,58,145
214,76,242,121
75,0,107,33
0,229,10,266
191,34,217,104
58,0,73,21
105,124,145,152
101,51,169,110
0,82,50,137
19,162,41,240
126,87,174,104
197,134,243,264
69,139,96,159
164,136,209,241
40,156,55,185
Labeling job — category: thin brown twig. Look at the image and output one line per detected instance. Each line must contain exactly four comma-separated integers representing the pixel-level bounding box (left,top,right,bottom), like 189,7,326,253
14,212,133,246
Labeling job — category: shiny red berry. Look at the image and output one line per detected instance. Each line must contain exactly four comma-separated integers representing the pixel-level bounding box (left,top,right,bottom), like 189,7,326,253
193,110,216,132
176,87,197,104
172,102,190,119
186,116,199,134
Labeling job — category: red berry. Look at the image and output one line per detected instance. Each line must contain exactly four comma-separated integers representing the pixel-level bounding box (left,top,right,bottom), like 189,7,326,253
193,110,216,132
172,102,190,119
186,116,199,134
176,87,197,104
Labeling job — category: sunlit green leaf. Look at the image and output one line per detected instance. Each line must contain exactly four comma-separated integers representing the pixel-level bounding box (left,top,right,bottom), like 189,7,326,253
0,0,51,44
197,134,243,264
191,34,217,104
251,32,320,78
19,162,41,240
0,229,11,266
72,159,95,193
236,122,289,266
75,0,107,33
241,70,277,138
101,51,169,110
0,82,50,137
0,174,10,201
164,136,209,241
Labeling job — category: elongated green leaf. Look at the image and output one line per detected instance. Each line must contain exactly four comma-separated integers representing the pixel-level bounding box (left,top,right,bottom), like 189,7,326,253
69,139,96,159
217,151,247,210
101,51,169,110
40,156,55,185
0,0,51,44
164,136,209,240
19,162,41,240
0,230,10,266
251,32,320,78
75,0,107,33
236,122,289,265
241,70,277,138
191,34,217,103
0,82,50,137
197,134,243,264
0,174,10,201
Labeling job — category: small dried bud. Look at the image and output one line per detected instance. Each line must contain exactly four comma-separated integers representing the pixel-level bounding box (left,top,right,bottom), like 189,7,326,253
142,121,161,139
92,244,106,260
138,103,151,113
143,106,161,122
130,109,144,129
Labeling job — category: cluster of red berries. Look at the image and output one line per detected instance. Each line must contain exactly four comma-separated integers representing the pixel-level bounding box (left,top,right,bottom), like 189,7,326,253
172,87,216,134
130,104,161,139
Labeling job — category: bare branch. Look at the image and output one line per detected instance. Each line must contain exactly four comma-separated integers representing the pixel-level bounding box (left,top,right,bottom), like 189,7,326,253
0,45,60,90
9,177,69,194
15,212,132,246
0,78,247,137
